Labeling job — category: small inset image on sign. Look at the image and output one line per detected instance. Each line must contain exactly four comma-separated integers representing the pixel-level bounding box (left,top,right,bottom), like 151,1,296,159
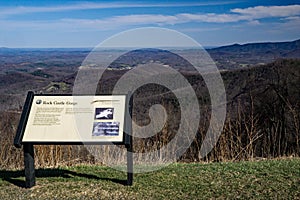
94,108,114,120
92,122,120,136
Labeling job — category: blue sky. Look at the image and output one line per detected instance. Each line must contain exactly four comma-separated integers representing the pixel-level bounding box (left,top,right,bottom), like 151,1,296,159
0,0,299,48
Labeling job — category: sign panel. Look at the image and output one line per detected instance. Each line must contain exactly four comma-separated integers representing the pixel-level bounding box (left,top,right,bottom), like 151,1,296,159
22,95,126,142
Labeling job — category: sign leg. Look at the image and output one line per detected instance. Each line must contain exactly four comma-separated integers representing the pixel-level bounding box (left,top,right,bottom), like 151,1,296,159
125,91,133,186
24,143,35,188
127,137,133,186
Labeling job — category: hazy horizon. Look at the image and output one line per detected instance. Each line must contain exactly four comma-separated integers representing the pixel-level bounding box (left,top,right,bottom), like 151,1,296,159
1,38,299,50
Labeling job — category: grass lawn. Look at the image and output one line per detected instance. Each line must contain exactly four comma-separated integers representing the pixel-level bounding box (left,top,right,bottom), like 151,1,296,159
0,158,299,199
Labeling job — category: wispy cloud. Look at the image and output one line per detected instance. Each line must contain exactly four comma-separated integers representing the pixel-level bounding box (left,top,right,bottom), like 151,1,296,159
1,4,300,32
177,5,300,23
278,15,300,31
59,5,300,28
177,13,244,23
0,1,237,17
1,3,299,47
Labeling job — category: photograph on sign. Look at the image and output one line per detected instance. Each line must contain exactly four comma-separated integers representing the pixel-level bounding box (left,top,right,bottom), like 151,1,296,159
22,95,126,143
94,108,114,120
92,122,120,136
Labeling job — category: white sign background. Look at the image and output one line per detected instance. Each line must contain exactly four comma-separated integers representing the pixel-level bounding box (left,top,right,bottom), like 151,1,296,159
22,95,126,142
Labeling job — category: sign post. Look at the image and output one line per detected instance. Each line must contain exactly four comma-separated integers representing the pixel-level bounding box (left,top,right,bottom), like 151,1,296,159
14,91,133,188
23,143,35,188
125,92,133,186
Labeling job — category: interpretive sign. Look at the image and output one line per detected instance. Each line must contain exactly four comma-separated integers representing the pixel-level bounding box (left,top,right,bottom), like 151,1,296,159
22,95,126,143
14,91,133,188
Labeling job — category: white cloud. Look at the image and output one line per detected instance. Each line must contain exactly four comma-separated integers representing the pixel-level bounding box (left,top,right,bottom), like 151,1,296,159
231,5,300,18
1,4,300,32
279,16,300,31
0,1,237,17
181,27,221,33
177,13,246,23
60,5,300,29
247,20,260,25
110,15,179,25
59,13,245,30
178,5,300,23
283,16,300,21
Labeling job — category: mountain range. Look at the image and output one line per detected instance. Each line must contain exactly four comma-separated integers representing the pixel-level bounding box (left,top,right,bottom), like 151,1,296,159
208,39,300,69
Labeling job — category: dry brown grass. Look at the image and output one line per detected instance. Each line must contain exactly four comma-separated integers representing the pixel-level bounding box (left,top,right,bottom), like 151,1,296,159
0,93,299,170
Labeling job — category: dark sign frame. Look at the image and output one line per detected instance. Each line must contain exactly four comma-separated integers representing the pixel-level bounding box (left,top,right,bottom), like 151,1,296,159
14,91,133,188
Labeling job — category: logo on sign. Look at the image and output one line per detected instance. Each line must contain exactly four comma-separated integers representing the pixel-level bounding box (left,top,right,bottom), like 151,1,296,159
36,99,42,105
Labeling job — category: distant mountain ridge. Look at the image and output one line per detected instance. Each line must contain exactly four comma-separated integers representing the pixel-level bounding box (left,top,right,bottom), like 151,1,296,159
211,39,300,54
208,39,300,69
1,39,299,71
1,39,299,54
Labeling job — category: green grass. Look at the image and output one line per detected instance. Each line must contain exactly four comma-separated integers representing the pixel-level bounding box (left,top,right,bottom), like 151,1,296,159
0,158,300,199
